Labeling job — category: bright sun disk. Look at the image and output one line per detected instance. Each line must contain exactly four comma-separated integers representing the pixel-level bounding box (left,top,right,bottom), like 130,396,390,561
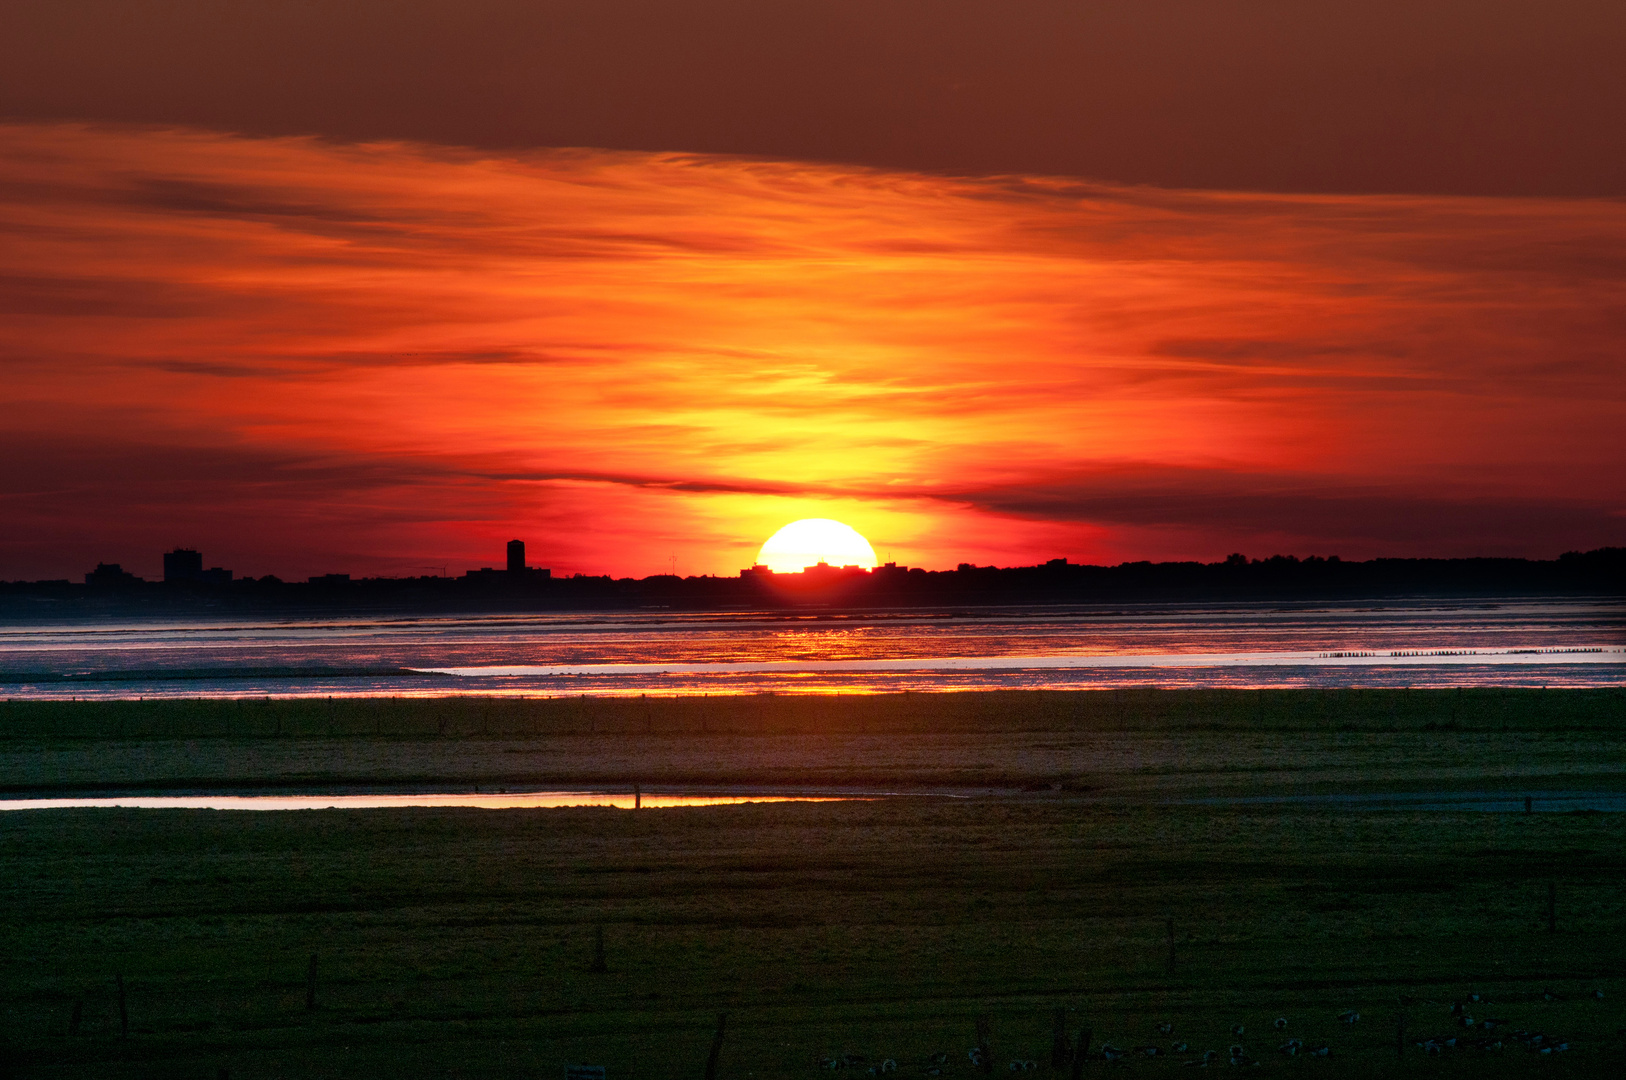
756,519,878,574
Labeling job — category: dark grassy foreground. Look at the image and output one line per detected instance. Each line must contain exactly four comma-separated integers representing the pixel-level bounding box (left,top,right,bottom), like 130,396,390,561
3,690,1626,1079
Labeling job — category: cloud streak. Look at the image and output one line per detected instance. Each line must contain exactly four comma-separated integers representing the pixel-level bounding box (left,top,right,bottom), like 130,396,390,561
0,123,1621,578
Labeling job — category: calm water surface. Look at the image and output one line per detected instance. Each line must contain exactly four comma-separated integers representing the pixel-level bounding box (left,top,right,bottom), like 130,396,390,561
1,598,1621,697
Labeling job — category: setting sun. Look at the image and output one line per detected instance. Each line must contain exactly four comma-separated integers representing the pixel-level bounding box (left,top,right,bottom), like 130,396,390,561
755,519,879,574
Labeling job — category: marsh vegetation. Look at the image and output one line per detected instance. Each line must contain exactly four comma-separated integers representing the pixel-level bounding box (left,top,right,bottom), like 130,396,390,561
2,690,1623,1078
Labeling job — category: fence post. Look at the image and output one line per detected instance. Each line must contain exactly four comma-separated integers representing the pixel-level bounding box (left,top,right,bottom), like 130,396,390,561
704,1012,727,1080
116,974,128,1038
1166,918,1176,974
306,953,318,1011
591,925,608,973
1051,1007,1069,1069
1547,882,1557,933
1070,1028,1091,1080
975,1015,992,1075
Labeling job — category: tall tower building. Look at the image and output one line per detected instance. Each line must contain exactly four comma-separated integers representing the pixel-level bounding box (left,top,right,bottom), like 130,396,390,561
164,548,203,582
506,539,525,573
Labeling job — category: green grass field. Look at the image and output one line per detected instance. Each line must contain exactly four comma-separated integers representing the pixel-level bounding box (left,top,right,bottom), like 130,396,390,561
2,690,1624,1078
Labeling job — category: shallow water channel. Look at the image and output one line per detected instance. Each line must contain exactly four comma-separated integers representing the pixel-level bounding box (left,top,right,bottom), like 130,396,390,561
0,791,871,811
3,788,1623,812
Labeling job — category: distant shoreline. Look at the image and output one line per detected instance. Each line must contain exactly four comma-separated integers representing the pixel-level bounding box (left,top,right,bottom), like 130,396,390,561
4,548,1621,617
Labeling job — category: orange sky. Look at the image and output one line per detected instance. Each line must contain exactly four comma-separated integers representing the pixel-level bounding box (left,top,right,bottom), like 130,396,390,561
1,123,1623,579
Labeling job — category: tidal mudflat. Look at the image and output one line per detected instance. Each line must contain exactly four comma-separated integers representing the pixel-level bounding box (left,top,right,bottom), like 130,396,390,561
3,689,1624,1078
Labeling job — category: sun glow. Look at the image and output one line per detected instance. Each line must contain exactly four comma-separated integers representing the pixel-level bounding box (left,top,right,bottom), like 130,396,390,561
1,123,1619,579
756,519,879,574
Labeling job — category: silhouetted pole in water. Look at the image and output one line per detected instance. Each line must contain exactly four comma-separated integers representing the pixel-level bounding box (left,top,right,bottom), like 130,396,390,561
1166,918,1177,973
1396,997,1408,1059
591,925,607,972
116,974,128,1038
306,954,318,1011
635,783,641,810
975,1015,993,1075
1525,795,1533,814
68,999,82,1036
704,1012,727,1080
1548,882,1557,933
1051,1008,1069,1070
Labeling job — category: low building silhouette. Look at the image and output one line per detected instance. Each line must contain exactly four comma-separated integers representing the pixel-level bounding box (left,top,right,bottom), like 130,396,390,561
85,563,140,587
164,548,232,584
507,539,525,573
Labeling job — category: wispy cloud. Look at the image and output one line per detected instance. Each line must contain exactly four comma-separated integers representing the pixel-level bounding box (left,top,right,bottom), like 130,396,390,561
1,123,1621,578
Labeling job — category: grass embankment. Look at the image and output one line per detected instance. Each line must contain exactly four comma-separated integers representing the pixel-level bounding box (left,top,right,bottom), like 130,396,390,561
9,688,1626,740
1,690,1624,1078
2,689,1624,796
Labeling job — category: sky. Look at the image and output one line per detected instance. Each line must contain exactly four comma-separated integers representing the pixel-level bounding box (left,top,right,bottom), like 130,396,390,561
2,2,1623,580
